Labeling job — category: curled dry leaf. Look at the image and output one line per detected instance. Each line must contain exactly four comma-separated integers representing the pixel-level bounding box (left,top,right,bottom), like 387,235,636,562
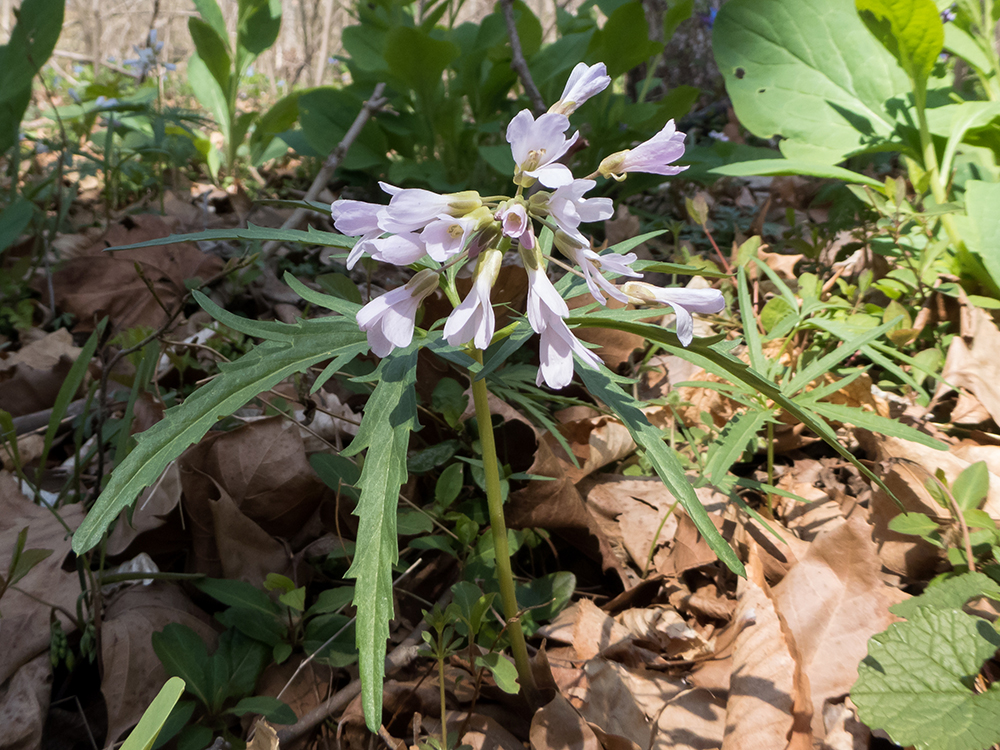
551,417,636,485
771,516,905,741
571,600,633,661
185,474,290,584
0,471,85,684
578,658,653,750
100,583,217,745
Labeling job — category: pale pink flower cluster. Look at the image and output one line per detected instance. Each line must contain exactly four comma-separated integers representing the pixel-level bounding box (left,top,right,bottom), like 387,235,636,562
330,62,724,389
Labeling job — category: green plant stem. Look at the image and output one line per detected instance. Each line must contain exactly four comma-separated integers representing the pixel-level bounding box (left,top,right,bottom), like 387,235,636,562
438,647,448,750
469,349,540,708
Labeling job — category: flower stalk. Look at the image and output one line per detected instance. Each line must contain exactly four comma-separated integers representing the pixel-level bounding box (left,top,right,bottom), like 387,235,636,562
470,349,541,708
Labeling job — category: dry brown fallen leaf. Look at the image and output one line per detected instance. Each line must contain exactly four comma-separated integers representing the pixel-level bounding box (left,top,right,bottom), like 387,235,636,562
106,461,182,556
655,687,726,750
722,545,812,750
180,417,331,583
422,711,524,750
508,439,629,585
100,583,217,745
577,658,652,749
938,297,1000,426
0,471,86,684
571,600,633,661
857,430,1000,577
531,692,640,750
549,417,636,485
247,720,280,750
0,653,51,750
45,214,223,333
0,328,83,417
771,515,905,741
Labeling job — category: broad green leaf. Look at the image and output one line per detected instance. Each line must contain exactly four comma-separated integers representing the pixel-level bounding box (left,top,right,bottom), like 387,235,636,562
343,350,419,731
298,87,390,171
476,653,520,694
944,23,993,76
0,197,34,255
192,0,229,43
589,0,663,78
855,0,943,89
435,463,464,507
228,696,296,724
251,91,301,164
713,0,910,163
954,180,1000,291
71,317,368,554
151,625,211,709
195,578,282,617
383,26,460,102
953,461,990,512
106,223,354,252
310,453,361,500
709,159,884,188
119,677,186,750
891,572,1000,619
308,586,356,616
237,0,282,56
578,366,745,576
887,512,940,538
188,18,231,92
187,53,231,143
0,0,65,152
852,608,1000,750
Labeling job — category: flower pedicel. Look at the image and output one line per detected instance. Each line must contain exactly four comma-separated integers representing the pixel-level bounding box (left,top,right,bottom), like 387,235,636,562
331,62,724,388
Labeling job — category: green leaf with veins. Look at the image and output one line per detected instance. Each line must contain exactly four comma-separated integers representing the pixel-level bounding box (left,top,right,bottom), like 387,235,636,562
853,608,1000,750
855,0,943,90
713,0,911,163
891,572,1000,620
342,349,419,731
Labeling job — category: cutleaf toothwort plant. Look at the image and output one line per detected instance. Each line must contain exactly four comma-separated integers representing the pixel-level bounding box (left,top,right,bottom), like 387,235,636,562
331,62,725,710
333,62,724,389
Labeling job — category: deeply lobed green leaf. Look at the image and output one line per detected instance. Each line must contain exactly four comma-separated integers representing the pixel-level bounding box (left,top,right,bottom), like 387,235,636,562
72,316,368,554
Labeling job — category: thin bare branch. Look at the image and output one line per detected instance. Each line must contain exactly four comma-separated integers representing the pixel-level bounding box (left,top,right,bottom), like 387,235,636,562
261,82,388,260
500,0,545,116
